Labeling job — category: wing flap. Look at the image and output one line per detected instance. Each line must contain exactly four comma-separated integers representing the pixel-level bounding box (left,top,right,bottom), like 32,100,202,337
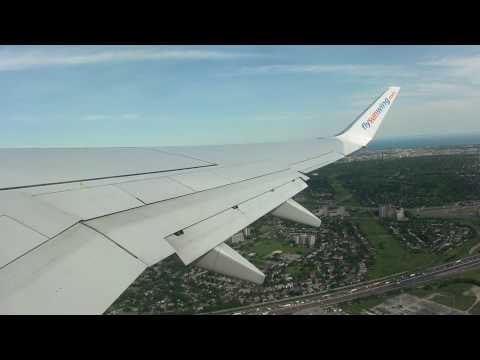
166,178,307,264
85,169,302,265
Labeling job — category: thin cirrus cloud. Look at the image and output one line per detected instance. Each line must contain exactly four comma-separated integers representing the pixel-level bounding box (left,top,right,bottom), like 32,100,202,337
82,113,140,121
421,53,480,68
0,46,253,72
234,58,480,100
420,53,480,81
230,63,416,77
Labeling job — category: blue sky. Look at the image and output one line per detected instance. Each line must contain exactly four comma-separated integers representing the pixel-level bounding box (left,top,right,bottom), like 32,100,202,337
1,45,479,147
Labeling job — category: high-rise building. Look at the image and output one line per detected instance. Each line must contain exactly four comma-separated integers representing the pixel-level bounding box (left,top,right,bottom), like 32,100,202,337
290,232,316,247
379,204,397,218
396,208,406,221
230,227,251,243
379,205,407,220
231,231,245,243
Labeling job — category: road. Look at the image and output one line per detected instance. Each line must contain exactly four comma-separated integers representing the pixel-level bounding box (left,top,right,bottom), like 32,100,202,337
206,254,480,315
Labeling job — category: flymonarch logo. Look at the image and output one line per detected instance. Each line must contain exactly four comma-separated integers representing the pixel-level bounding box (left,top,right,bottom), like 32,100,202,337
362,91,396,130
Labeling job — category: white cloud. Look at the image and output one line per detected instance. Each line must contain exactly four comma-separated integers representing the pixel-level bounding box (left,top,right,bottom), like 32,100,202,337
382,95,480,137
120,113,140,120
83,114,111,121
82,113,140,121
420,54,480,83
398,82,480,99
0,46,251,72
230,63,415,77
349,80,480,111
421,54,480,68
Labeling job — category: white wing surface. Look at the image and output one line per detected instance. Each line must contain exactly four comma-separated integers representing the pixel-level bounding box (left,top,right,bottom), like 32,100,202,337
0,87,399,314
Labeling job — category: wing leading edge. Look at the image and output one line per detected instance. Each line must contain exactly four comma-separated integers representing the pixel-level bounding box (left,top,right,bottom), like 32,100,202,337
0,87,400,314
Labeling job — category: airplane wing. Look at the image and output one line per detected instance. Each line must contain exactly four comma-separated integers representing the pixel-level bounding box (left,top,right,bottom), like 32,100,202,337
0,86,400,314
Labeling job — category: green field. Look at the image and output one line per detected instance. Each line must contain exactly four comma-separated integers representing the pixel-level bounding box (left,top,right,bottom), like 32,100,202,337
431,294,476,311
286,263,315,278
470,302,480,315
418,279,479,312
321,155,480,208
240,236,310,268
340,294,388,314
310,156,479,280
244,238,307,258
328,171,479,279
410,270,480,312
354,214,480,279
328,175,360,207
352,215,444,279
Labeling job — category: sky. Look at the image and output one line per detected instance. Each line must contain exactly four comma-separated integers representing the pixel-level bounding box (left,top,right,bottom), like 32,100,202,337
1,45,479,147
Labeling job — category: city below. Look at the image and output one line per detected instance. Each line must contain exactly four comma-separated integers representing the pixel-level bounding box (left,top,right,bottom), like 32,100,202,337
107,143,480,315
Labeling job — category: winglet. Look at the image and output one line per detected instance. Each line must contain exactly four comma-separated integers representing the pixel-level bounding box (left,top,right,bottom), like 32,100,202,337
336,87,400,153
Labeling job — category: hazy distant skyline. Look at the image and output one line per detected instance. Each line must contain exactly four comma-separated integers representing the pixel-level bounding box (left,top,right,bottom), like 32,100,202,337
1,45,479,147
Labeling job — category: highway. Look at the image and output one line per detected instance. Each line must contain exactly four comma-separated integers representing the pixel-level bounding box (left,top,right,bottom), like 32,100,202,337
206,254,480,315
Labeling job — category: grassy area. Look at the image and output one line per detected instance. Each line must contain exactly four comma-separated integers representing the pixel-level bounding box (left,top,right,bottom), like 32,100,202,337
449,268,480,282
328,175,360,207
348,200,478,279
241,238,309,267
320,156,480,314
286,264,302,277
470,302,480,315
407,287,432,298
430,294,476,311
429,273,480,312
352,215,444,279
324,155,480,208
341,295,385,314
410,270,480,312
341,290,404,314
286,263,314,278
462,219,480,254
444,236,479,260
322,172,469,279
464,219,480,236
